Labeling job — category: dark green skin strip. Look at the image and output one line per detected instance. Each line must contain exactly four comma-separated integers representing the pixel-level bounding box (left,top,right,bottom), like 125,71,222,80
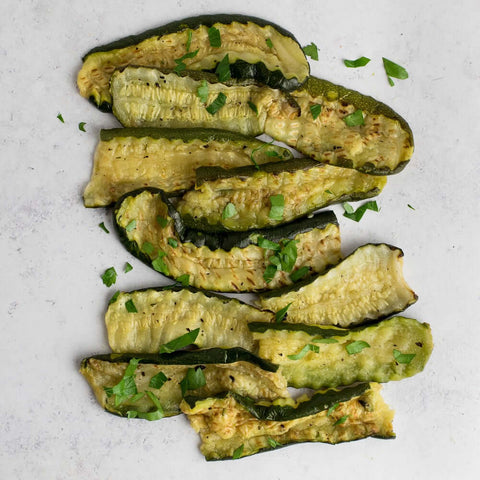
302,76,413,175
259,243,406,300
82,347,278,372
114,187,338,252
184,383,369,421
83,14,300,59
248,321,349,338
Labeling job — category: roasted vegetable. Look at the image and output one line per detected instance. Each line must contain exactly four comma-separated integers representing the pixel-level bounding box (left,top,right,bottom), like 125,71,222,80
181,382,394,460
257,244,417,326
83,128,292,207
80,349,288,418
110,67,413,174
106,287,273,353
113,188,341,292
177,159,387,231
249,316,433,389
77,14,309,110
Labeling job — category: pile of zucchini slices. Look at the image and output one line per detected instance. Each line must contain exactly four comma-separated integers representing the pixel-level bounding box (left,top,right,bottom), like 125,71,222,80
78,14,431,460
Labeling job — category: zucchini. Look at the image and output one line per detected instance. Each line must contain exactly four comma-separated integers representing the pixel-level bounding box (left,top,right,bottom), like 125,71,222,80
249,316,433,389
77,14,309,110
106,286,273,353
114,188,341,292
181,382,394,460
177,159,387,231
83,128,292,207
110,67,413,174
257,243,417,326
80,349,288,418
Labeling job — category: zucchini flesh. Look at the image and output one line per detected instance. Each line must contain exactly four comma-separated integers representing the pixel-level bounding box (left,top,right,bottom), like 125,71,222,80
83,128,292,207
80,349,288,418
181,382,394,460
257,243,417,326
177,159,387,231
110,68,412,174
249,316,433,389
78,14,309,110
106,287,273,353
114,188,341,292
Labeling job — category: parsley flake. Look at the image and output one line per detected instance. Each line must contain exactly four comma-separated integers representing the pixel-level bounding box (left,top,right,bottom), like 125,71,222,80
268,194,285,220
343,200,379,222
310,104,322,120
142,242,154,255
125,299,137,313
104,358,139,406
215,54,231,82
267,437,282,449
383,57,408,86
275,302,292,323
78,122,87,132
168,238,178,248
208,26,221,47
57,113,64,123
344,56,371,68
101,267,117,287
327,403,339,416
312,337,339,344
174,49,199,73
127,391,165,421
108,291,120,305
334,415,349,425
206,92,227,115
266,38,274,49
232,444,244,459
346,340,370,355
176,274,190,287
393,349,416,364
287,344,319,360
248,101,258,114
185,29,193,51
149,371,168,389
98,222,109,234
180,366,206,396
302,42,319,60
222,202,237,220
197,80,209,103
124,262,133,273
152,252,169,276
125,219,136,232
344,109,364,127
159,328,200,354
156,216,169,228
263,264,278,283
290,266,309,282
408,204,415,210
257,236,281,251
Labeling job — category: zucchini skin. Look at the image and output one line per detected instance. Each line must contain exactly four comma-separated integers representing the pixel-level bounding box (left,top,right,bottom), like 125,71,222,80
250,316,433,389
84,127,292,207
78,14,309,110
181,382,395,460
113,188,341,292
178,158,386,232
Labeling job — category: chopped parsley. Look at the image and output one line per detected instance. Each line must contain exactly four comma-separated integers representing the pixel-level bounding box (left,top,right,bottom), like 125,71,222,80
208,26,221,47
57,113,64,123
382,57,408,86
261,238,299,283
248,101,258,114
124,262,133,273
266,38,274,49
152,251,169,275
101,267,117,287
290,266,309,282
125,299,137,313
408,204,415,210
268,194,285,220
149,371,168,389
275,302,292,323
215,54,231,82
302,42,319,60
78,122,87,132
232,444,244,459
312,337,338,344
180,366,206,396
168,238,178,248
127,391,164,421
222,202,237,220
257,236,281,251
185,29,193,51
197,80,209,103
310,104,322,120
174,49,199,73
344,56,371,68
346,340,370,355
333,415,349,425
159,328,200,354
343,109,365,127
287,344,319,360
176,274,190,287
267,437,282,449
98,222,109,234
156,216,169,228
393,349,416,364
104,358,140,406
125,219,137,232
206,92,227,115
343,200,379,222
327,403,339,416
108,291,120,305
263,264,278,283
142,241,154,255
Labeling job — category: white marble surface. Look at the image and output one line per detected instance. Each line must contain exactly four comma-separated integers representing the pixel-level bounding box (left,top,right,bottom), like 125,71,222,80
1,0,479,478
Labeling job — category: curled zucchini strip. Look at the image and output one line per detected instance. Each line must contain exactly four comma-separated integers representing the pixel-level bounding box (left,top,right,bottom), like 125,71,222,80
181,383,394,460
177,159,387,231
106,287,273,353
250,316,433,389
257,243,417,326
110,67,413,174
77,14,309,110
80,349,288,419
114,188,341,292
83,128,292,207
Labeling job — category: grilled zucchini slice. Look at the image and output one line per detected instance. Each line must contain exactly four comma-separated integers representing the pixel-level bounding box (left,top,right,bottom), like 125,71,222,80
249,316,433,389
181,382,394,460
177,159,386,231
80,349,288,419
106,287,273,353
83,128,292,207
77,14,309,110
110,67,413,174
114,188,341,292
257,243,417,326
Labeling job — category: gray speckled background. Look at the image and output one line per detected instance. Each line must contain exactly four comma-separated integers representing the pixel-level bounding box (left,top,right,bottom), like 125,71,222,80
1,0,479,478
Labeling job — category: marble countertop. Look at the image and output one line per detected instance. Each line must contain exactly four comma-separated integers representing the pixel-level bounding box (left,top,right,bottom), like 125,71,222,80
1,0,479,478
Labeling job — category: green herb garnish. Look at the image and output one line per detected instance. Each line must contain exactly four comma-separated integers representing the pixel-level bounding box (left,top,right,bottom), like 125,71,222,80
176,274,190,287
257,236,281,251
232,444,244,459
344,56,371,68
159,328,200,354
287,344,319,360
78,122,87,132
263,264,278,283
57,113,64,123
290,266,309,282
312,337,339,344
206,92,227,115
266,38,274,49
152,251,169,275
101,267,117,287
408,204,415,210
268,194,285,220
125,299,137,313
222,202,237,220
327,403,339,416
325,189,334,195
108,291,120,305
197,80,209,103
344,109,364,127
302,42,319,60
142,242,154,255
168,238,178,248
180,366,206,396
156,216,169,228
382,57,408,86
127,391,164,421
98,222,109,234
215,54,231,82
393,349,416,364
149,371,168,389
104,358,139,406
174,49,199,73
208,26,221,47
185,29,193,51
334,415,349,425
248,101,258,114
310,104,322,120
343,200,379,222
125,219,137,232
275,303,292,323
267,437,282,449
124,262,133,273
346,340,370,355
